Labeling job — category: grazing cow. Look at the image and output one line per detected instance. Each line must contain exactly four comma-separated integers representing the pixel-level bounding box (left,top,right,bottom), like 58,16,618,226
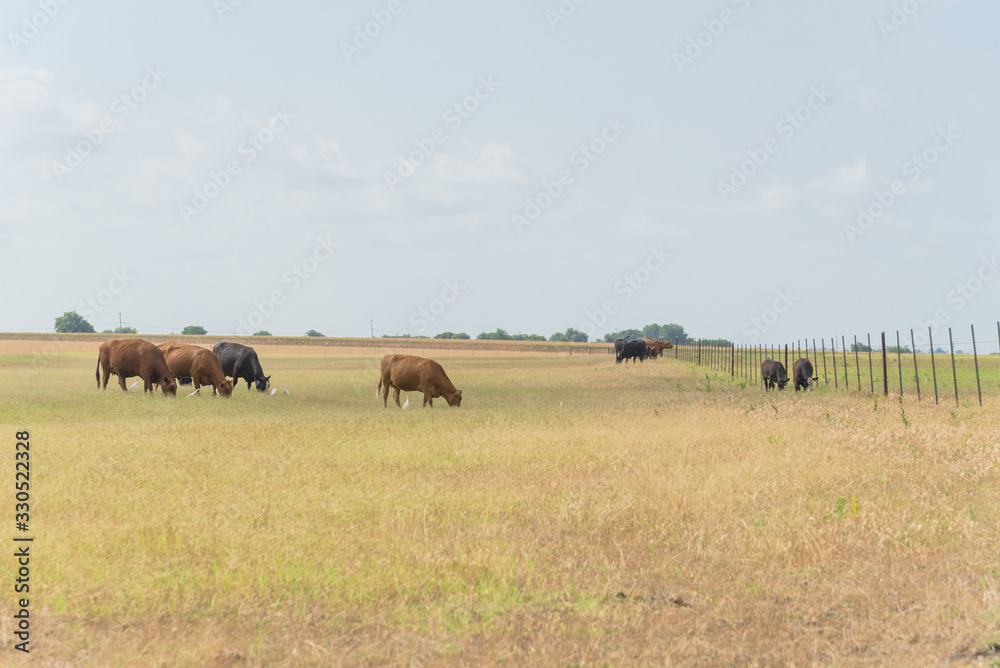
158,343,234,397
619,339,648,364
96,339,177,395
377,354,462,408
614,338,626,363
213,341,271,391
792,358,818,392
760,358,789,392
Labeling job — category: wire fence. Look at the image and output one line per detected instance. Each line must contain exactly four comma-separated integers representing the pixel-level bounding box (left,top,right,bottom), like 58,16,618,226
669,323,1000,406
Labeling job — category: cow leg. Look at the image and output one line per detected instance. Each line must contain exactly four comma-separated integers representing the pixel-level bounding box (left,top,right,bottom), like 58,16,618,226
101,366,111,390
393,387,401,407
424,393,432,407
143,376,153,393
382,381,391,407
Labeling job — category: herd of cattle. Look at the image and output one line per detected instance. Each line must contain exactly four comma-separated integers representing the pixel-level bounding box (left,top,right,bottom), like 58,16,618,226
93,336,819,406
613,337,674,363
95,338,461,407
615,337,819,393
97,338,272,397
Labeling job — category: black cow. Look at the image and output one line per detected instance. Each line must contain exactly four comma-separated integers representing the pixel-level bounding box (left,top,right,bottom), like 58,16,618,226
760,358,788,391
614,338,626,363
213,341,271,391
619,339,648,364
792,358,818,392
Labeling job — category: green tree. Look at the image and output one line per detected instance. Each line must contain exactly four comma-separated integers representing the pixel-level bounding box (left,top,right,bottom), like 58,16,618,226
253,330,272,336
550,328,588,343
435,331,470,339
477,328,512,340
603,328,642,343
887,345,910,353
113,326,138,334
305,329,325,337
851,342,872,353
512,333,546,341
54,311,96,333
181,325,207,335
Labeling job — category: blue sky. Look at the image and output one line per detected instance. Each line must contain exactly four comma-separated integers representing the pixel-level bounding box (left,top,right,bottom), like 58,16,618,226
2,0,997,347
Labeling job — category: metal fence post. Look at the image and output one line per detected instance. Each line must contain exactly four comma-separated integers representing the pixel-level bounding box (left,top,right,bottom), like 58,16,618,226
910,329,921,401
842,335,849,390
831,337,838,389
853,335,861,392
929,327,939,404
896,331,903,396
948,327,959,407
821,338,828,386
881,332,888,396
867,333,875,394
972,324,982,406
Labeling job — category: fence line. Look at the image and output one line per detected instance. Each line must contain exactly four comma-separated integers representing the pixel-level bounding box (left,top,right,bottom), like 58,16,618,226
669,322,1000,405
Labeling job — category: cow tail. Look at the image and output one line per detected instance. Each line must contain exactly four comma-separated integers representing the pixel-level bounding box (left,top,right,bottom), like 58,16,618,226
95,355,101,388
377,378,382,398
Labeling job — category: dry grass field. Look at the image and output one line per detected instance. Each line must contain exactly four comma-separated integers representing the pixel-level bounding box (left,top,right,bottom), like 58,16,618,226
1,345,999,666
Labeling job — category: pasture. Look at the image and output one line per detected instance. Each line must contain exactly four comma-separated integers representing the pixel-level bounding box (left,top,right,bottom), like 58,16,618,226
1,347,999,665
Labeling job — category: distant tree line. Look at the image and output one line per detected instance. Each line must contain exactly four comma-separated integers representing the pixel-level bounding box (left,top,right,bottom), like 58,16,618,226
473,328,588,342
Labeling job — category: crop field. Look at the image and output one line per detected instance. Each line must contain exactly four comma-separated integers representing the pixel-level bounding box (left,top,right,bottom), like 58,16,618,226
1,346,999,666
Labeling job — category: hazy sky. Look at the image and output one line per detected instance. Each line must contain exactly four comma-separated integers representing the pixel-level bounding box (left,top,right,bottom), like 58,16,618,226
2,1,998,348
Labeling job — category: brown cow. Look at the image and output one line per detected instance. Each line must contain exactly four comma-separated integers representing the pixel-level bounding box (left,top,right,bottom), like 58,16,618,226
96,339,177,395
642,339,674,358
158,342,234,397
377,354,462,408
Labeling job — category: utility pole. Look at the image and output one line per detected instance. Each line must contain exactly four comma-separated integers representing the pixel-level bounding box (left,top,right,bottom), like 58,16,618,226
370,320,374,338
119,312,122,331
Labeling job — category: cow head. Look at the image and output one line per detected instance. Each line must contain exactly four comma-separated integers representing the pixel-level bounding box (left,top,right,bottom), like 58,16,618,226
159,375,177,396
777,377,789,390
217,379,234,398
255,375,271,392
446,389,462,407
808,376,818,388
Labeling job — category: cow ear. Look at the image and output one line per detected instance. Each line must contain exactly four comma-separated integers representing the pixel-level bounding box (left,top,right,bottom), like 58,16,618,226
266,375,271,381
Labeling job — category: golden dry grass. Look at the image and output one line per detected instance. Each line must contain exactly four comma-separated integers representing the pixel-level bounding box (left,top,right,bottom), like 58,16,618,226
0,349,999,666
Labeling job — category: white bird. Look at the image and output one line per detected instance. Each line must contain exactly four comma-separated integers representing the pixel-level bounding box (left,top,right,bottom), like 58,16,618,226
128,380,138,390
283,385,290,396
187,388,200,398
271,387,277,395
402,397,410,409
